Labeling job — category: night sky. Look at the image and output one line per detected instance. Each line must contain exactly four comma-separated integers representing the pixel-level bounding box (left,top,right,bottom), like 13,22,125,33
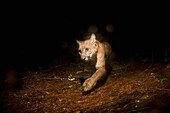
1,3,168,78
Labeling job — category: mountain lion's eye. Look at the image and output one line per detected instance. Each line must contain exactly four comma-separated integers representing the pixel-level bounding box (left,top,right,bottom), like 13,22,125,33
85,48,89,51
78,50,82,53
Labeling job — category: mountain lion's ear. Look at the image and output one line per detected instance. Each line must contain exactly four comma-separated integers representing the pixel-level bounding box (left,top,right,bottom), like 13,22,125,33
90,33,96,44
76,40,82,45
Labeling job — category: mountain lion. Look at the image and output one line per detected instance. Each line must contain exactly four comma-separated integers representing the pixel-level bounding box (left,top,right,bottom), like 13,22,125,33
76,33,112,93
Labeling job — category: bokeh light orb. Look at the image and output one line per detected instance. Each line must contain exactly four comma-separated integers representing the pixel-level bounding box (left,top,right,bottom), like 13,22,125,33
106,24,114,33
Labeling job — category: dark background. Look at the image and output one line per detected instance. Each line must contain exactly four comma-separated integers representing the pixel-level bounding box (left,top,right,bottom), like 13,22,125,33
1,2,168,78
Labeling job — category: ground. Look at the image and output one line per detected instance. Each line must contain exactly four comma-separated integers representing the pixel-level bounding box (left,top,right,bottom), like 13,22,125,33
0,56,170,113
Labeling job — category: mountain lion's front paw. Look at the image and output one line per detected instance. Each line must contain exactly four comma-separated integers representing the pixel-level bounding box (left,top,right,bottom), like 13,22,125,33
82,78,96,92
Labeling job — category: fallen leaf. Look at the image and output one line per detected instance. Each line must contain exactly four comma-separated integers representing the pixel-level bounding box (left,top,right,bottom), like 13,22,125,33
68,74,72,78
76,71,83,74
68,78,75,81
69,85,73,88
46,92,50,94
84,68,89,72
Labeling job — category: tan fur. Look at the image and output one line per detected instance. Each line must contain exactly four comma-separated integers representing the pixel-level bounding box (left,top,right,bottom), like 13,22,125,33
77,33,112,92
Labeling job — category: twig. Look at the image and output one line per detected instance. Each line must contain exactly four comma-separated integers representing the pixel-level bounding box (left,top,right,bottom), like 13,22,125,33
43,76,82,80
127,106,150,113
43,77,68,80
156,88,170,91
139,48,154,75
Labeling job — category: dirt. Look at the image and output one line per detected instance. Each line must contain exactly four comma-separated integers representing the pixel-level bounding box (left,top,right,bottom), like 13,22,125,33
0,57,170,113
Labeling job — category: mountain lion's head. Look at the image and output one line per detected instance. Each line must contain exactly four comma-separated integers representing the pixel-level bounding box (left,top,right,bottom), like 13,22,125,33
76,33,98,61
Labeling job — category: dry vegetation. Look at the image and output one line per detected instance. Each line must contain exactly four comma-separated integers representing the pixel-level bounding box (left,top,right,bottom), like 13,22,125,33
0,56,170,113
